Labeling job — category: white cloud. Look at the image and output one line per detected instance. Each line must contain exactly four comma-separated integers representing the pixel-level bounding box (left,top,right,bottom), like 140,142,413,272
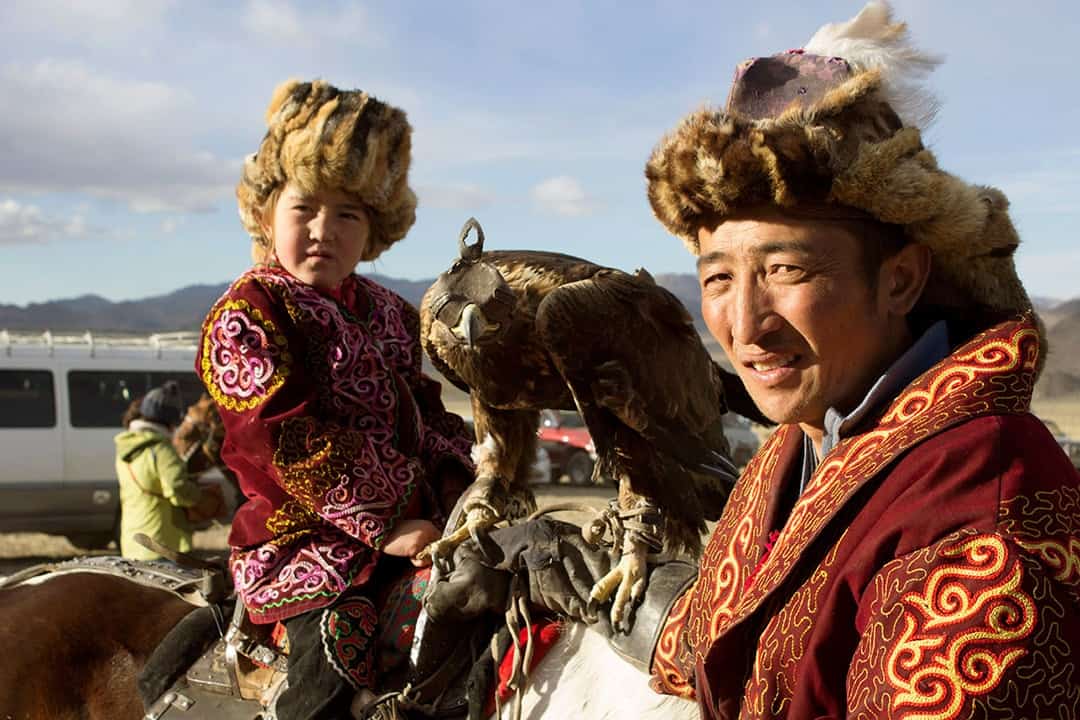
531,176,599,217
417,184,497,211
244,0,385,48
161,217,183,234
0,198,102,245
2,0,175,44
0,60,237,214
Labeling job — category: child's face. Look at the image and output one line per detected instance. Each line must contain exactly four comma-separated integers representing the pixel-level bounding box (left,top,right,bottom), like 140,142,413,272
265,183,372,290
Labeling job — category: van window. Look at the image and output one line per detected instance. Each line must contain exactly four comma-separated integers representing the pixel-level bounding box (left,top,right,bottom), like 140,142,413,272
68,371,205,428
0,369,56,428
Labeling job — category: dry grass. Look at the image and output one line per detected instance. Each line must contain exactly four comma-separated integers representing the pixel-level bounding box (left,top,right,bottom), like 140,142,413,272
1031,394,1080,438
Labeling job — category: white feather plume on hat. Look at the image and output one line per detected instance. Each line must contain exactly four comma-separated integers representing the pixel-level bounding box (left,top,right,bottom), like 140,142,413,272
803,0,943,128
646,0,1035,329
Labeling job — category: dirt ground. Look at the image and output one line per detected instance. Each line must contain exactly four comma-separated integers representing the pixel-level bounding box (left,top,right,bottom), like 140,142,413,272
0,484,617,580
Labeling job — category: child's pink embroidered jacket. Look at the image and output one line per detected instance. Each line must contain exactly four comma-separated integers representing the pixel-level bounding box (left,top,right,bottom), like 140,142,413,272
198,265,473,623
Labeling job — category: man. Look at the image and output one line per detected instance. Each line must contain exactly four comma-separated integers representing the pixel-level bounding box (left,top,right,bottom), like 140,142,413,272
423,3,1080,718
639,3,1080,717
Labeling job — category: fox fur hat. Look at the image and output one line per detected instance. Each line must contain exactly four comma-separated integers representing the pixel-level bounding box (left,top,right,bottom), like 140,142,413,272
238,79,416,262
646,1,1031,317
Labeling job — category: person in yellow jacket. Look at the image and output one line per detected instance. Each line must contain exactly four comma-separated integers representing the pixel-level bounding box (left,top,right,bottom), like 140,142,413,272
114,381,203,560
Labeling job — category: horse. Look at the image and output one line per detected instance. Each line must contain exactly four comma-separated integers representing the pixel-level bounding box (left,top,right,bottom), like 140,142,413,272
173,393,228,481
0,561,696,720
0,396,699,719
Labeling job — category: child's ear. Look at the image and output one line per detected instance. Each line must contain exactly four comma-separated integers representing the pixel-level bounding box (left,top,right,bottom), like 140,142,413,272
251,239,271,265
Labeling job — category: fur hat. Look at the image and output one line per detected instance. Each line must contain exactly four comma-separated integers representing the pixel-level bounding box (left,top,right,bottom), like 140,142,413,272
645,1,1031,317
237,79,417,262
140,381,184,427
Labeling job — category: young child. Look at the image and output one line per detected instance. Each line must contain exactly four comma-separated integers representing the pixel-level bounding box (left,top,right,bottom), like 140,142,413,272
197,80,474,719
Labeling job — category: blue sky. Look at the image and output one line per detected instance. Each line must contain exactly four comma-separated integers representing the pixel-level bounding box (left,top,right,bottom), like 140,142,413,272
1,0,1077,306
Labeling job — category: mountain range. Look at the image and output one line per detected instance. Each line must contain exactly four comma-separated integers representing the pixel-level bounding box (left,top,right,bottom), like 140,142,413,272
3,274,1078,400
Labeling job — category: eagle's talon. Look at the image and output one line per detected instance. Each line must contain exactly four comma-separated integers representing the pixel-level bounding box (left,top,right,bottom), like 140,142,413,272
589,539,649,632
420,505,500,564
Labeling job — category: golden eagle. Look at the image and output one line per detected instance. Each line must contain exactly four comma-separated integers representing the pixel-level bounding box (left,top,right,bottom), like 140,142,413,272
419,218,759,624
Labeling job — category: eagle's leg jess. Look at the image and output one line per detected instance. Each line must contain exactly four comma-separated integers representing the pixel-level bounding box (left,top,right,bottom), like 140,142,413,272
584,495,664,632
419,406,539,564
418,474,505,564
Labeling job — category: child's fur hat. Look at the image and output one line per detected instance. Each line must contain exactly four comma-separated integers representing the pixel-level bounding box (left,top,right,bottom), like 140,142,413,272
238,79,416,261
645,1,1031,318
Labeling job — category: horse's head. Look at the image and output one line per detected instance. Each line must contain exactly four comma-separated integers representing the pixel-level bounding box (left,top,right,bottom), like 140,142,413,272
173,393,226,477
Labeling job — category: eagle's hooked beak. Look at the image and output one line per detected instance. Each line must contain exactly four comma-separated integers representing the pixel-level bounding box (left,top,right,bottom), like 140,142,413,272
452,303,488,348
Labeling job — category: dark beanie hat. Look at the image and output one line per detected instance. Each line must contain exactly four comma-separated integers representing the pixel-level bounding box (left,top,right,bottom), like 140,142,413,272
140,381,184,427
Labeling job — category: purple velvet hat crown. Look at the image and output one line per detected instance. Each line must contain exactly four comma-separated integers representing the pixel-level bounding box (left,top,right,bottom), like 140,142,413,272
725,50,854,120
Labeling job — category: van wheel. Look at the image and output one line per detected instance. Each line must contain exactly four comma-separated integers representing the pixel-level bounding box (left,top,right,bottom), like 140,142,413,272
66,532,116,551
565,452,595,486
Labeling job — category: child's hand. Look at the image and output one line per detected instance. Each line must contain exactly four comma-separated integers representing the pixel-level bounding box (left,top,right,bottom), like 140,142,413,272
382,519,441,567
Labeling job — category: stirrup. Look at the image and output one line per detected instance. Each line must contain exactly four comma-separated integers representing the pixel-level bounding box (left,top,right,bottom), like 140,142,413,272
222,601,289,700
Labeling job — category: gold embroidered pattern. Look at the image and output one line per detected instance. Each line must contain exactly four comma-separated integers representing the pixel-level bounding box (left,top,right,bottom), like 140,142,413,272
744,528,848,717
721,320,1039,638
266,499,323,536
999,486,1080,599
270,414,416,546
274,417,345,502
650,586,697,698
973,552,1080,719
883,534,1036,720
201,294,291,412
687,426,792,660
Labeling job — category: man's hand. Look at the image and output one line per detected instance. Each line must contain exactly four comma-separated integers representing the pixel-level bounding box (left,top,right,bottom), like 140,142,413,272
384,519,442,566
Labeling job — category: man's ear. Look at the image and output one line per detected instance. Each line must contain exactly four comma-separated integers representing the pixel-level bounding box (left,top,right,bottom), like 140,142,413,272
881,242,932,316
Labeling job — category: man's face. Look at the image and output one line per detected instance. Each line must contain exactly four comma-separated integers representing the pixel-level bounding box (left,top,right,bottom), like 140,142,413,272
697,211,907,436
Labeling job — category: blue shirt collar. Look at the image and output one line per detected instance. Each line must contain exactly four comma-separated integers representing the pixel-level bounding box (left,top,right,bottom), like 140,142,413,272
800,320,950,491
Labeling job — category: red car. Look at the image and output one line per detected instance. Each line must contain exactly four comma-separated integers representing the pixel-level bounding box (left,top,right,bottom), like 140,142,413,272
536,408,763,485
537,410,599,485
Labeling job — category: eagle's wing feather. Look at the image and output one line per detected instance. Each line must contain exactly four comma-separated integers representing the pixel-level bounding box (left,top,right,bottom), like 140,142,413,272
535,269,736,551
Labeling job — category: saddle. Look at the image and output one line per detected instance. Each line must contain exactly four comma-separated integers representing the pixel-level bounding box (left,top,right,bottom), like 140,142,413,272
0,555,226,607
141,565,432,720
140,599,291,720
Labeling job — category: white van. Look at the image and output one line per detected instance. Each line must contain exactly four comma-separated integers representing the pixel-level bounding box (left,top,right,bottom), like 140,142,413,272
0,330,210,548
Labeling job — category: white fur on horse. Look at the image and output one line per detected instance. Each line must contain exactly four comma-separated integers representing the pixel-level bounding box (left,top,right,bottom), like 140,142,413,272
490,622,697,720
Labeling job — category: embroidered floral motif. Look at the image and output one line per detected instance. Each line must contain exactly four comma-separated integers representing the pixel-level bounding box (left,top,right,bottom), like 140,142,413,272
271,415,417,548
265,499,322,537
883,534,1036,720
376,568,430,672
231,528,377,624
259,271,411,434
201,297,290,411
321,596,378,690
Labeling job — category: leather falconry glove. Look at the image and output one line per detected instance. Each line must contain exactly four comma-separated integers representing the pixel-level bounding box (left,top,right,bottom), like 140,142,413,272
423,518,611,625
423,518,698,671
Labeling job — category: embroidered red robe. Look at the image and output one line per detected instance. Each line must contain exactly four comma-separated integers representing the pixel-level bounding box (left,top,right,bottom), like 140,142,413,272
197,265,473,623
651,315,1080,719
